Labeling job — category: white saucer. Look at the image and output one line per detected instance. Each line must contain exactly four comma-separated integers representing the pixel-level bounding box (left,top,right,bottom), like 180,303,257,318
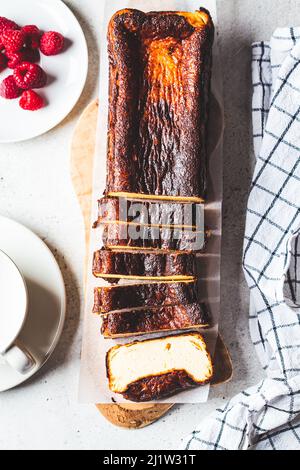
0,0,88,143
0,216,66,392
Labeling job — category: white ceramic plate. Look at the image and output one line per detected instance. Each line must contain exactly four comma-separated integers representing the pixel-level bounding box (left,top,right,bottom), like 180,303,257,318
0,216,66,392
0,0,88,143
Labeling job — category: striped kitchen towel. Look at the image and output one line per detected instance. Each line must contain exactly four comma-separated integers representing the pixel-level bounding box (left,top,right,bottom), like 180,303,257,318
182,28,300,450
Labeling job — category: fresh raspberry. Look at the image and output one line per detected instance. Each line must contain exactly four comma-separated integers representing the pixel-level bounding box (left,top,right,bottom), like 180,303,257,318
19,90,44,111
6,48,40,69
6,52,21,69
1,29,25,53
40,31,64,56
22,25,41,49
0,75,22,99
0,17,19,49
0,17,19,35
13,62,47,89
0,51,7,71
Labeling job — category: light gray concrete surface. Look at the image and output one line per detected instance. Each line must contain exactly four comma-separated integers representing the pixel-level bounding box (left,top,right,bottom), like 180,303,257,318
0,0,299,451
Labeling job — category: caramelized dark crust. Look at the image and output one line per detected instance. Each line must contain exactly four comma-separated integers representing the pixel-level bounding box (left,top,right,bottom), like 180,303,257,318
102,223,205,252
106,8,214,201
97,197,203,228
92,249,196,281
101,303,210,338
93,280,198,314
122,371,209,402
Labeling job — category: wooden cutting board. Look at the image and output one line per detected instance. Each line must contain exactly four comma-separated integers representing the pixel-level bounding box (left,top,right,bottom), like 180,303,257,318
71,99,232,429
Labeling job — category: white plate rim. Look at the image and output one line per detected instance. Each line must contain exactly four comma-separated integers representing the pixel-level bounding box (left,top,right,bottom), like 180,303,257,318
0,215,66,392
0,0,89,144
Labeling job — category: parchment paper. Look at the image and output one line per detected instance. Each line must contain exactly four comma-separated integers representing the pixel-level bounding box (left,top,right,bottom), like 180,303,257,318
79,0,223,404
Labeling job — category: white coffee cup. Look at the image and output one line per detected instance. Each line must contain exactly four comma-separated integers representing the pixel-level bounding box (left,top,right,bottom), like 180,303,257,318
0,250,35,374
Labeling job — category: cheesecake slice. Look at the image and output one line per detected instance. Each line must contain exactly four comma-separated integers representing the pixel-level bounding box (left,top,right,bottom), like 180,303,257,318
101,303,210,338
96,197,203,229
102,223,205,252
92,249,196,282
106,332,213,401
93,280,198,314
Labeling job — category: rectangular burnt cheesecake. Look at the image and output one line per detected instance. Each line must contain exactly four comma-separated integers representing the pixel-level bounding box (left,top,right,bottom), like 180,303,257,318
92,249,196,282
96,198,204,229
93,280,198,314
105,8,214,202
106,332,213,401
102,223,205,252
101,303,210,338
95,8,215,402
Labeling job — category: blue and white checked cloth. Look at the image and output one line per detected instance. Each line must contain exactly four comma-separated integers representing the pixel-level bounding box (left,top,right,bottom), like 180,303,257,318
183,28,300,450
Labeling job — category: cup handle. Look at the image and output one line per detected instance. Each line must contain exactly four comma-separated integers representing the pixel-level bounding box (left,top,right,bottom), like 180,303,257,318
3,342,35,374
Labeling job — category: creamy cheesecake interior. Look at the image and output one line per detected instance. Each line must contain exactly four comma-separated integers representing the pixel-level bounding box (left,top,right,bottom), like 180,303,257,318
107,333,212,393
